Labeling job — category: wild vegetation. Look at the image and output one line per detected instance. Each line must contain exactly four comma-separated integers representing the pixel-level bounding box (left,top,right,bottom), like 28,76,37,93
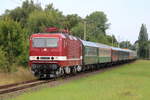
0,67,36,85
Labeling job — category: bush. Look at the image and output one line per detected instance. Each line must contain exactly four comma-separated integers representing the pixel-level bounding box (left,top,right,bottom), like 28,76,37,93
0,47,9,72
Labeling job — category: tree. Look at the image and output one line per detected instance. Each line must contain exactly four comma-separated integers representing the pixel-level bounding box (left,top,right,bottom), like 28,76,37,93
4,0,42,27
71,11,117,45
71,23,84,39
138,24,148,41
138,24,149,58
27,10,64,34
83,11,110,43
86,11,109,35
120,41,132,48
0,18,25,71
106,35,118,46
62,14,82,30
45,3,59,12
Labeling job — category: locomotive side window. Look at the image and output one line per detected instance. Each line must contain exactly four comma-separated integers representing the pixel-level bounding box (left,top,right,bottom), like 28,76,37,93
32,38,58,47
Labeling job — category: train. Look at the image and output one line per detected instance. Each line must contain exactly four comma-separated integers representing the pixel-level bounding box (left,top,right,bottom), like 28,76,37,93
29,27,137,78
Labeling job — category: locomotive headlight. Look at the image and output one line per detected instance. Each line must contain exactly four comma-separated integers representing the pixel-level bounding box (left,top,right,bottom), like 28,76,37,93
29,56,37,60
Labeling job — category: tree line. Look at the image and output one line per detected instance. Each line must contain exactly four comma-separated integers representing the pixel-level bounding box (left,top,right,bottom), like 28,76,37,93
0,0,118,72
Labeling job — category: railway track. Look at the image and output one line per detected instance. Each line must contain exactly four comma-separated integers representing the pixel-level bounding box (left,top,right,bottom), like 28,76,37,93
0,69,104,95
0,61,135,96
0,79,52,95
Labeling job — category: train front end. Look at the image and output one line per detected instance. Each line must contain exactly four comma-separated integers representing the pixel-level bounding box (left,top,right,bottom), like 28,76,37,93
29,33,65,78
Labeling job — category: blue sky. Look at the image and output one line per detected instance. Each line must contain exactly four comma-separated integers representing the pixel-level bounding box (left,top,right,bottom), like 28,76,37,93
0,0,150,43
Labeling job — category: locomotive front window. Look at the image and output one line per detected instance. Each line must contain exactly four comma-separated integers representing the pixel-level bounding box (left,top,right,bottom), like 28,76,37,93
32,38,58,47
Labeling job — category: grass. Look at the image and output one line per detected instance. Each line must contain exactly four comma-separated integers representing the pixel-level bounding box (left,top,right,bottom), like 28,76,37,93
0,67,36,85
11,60,150,100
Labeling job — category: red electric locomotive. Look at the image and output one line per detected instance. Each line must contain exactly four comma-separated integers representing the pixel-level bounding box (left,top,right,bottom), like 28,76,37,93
29,28,82,78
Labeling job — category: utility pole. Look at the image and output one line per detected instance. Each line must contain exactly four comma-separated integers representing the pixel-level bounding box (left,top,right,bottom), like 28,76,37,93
112,35,113,46
118,35,120,48
84,21,86,40
126,40,128,48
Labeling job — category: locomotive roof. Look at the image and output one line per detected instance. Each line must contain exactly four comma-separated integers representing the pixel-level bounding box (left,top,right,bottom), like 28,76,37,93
30,33,66,38
31,33,80,40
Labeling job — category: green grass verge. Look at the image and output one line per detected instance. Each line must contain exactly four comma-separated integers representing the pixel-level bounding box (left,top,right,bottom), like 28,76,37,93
11,60,150,100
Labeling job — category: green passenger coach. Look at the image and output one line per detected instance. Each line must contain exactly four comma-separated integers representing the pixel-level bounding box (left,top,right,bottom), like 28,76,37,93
81,40,137,69
81,40,99,65
96,43,111,63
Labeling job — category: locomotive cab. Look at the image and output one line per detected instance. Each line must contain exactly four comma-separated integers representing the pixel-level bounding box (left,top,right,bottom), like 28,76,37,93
29,27,82,78
29,34,65,78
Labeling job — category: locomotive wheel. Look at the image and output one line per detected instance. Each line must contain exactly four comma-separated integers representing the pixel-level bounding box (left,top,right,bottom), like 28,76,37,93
76,65,82,72
61,67,64,76
56,67,65,77
72,66,77,74
55,68,61,77
64,67,71,74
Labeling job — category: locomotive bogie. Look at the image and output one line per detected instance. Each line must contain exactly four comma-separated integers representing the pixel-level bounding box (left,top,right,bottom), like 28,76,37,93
31,63,60,78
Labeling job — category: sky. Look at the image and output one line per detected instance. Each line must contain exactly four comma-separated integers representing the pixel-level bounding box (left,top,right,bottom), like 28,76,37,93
0,0,150,44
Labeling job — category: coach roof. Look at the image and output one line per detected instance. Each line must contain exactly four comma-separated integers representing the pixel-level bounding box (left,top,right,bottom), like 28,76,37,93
81,40,99,48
